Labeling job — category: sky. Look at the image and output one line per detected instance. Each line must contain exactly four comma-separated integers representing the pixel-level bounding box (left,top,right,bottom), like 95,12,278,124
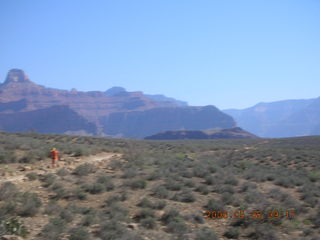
0,0,319,109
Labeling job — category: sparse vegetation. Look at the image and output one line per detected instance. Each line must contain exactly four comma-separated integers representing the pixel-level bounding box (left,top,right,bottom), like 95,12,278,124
0,132,319,239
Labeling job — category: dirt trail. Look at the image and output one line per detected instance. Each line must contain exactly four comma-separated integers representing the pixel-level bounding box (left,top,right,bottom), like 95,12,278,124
0,152,122,184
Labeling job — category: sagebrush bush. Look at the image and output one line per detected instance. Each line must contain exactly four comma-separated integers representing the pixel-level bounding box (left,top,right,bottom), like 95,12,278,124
17,192,42,217
134,208,155,221
195,227,217,240
56,168,69,177
205,199,225,212
0,182,18,201
161,208,181,225
126,178,147,189
73,163,96,176
40,173,57,188
195,184,209,195
69,227,90,240
26,172,38,181
41,217,66,240
84,183,104,194
224,227,240,239
151,185,170,199
172,189,196,203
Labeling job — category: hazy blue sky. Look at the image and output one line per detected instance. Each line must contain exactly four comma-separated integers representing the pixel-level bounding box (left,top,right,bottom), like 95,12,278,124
0,0,319,109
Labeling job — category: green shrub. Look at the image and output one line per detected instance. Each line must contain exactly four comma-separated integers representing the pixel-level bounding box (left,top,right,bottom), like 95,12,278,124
69,227,90,240
195,184,209,195
151,185,170,199
161,208,181,225
98,220,126,240
0,182,18,201
56,168,69,177
185,214,204,224
224,227,240,239
44,202,62,215
18,192,42,217
126,178,147,189
165,178,183,191
26,172,38,181
193,166,210,178
96,175,111,184
72,188,87,200
41,217,66,240
246,223,278,240
205,199,225,212
73,163,96,176
40,173,57,187
134,208,155,222
137,198,153,208
221,192,234,205
0,217,28,237
172,189,196,203
84,183,104,194
140,217,157,229
166,220,188,234
121,168,138,178
59,209,74,223
195,227,217,240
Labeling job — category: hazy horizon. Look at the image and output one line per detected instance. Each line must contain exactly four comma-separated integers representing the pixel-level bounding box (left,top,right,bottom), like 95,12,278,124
1,0,319,109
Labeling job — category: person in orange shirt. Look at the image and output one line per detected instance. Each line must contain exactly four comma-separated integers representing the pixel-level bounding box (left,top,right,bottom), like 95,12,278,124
50,148,59,168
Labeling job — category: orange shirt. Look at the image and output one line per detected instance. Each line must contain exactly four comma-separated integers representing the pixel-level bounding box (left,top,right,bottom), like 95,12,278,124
50,150,59,160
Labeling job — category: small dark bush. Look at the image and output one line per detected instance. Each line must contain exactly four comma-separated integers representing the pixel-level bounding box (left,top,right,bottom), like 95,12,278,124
40,173,57,187
221,192,234,205
18,192,42,217
195,227,217,240
224,176,239,185
72,188,87,200
0,217,28,237
73,163,96,176
41,217,66,240
152,185,170,199
166,220,188,235
224,227,240,239
98,220,126,240
26,172,38,181
246,223,278,240
59,209,74,223
193,166,209,178
195,184,209,195
137,198,153,208
205,199,225,212
56,168,69,177
44,202,62,215
96,175,111,184
51,182,68,199
152,200,166,210
84,183,104,194
172,189,196,203
165,178,183,191
161,208,181,225
126,178,147,189
239,182,257,193
69,227,90,240
104,204,128,221
134,208,155,221
0,182,18,200
121,168,138,178
185,213,205,224
140,217,157,229
183,179,196,188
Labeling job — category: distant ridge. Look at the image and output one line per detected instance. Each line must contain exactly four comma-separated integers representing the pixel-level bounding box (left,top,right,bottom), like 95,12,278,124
224,98,320,138
0,69,235,138
145,127,258,140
